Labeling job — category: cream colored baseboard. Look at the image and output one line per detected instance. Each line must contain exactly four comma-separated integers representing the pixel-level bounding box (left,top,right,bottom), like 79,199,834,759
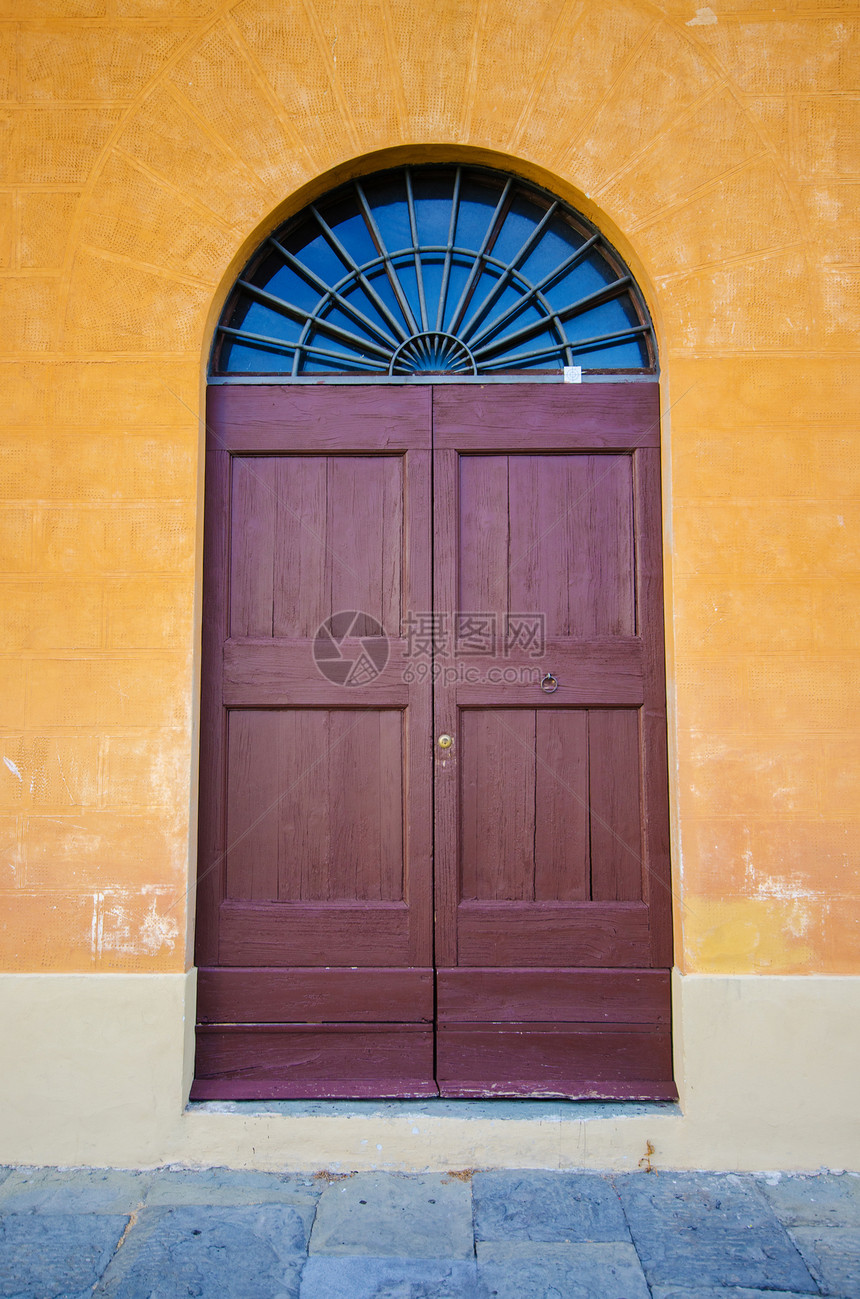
1,970,857,1171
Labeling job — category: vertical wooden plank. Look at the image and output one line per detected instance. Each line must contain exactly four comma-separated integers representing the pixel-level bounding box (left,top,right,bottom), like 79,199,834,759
230,457,277,637
377,710,405,902
226,711,280,901
634,446,673,966
277,710,332,903
534,710,589,901
589,709,642,901
381,456,404,639
458,455,509,616
326,710,363,901
273,457,327,638
508,455,569,637
459,710,479,903
461,710,536,901
563,455,592,639
588,454,635,636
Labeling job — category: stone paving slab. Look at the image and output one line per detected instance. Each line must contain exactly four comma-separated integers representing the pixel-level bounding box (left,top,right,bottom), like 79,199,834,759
309,1173,473,1260
615,1172,818,1292
472,1170,629,1243
758,1173,860,1228
476,1240,650,1299
142,1167,321,1208
298,1256,481,1298
92,1205,311,1299
0,1211,128,1299
0,1168,150,1214
790,1226,860,1298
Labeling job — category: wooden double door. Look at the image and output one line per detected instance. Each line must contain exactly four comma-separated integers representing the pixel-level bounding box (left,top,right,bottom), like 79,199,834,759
192,384,675,1100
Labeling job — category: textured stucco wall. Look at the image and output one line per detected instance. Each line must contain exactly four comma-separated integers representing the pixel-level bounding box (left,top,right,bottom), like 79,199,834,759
0,0,858,979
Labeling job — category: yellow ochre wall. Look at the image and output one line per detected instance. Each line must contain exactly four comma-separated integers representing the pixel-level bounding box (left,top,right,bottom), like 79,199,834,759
1,2,858,990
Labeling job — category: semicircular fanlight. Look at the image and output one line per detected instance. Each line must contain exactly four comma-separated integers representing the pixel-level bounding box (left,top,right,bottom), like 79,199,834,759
211,166,655,378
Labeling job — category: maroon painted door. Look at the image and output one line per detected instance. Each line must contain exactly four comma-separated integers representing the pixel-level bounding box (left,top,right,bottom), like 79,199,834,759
192,386,435,1097
432,387,675,1098
192,383,675,1100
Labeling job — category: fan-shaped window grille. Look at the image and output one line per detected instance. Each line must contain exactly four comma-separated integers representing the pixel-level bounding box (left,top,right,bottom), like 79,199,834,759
211,166,655,379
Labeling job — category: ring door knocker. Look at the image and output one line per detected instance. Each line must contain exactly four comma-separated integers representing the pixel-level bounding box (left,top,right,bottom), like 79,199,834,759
540,673,559,694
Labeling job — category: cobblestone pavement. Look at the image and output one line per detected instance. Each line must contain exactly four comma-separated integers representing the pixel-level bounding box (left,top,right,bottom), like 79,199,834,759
0,1165,858,1298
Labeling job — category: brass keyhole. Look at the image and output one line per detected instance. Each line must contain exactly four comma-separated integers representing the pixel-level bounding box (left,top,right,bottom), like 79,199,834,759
437,734,454,749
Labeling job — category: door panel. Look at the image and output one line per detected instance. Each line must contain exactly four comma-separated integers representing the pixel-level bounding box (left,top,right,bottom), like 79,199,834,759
435,1024,674,1099
432,385,674,1098
193,1026,436,1100
193,387,433,1099
459,453,635,637
194,382,674,1101
225,709,404,903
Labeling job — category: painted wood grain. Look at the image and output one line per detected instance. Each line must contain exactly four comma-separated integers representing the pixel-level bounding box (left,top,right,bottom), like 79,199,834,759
197,967,434,1024
588,709,643,902
455,900,651,967
535,710,589,901
435,968,671,1024
436,1022,675,1098
192,1024,437,1099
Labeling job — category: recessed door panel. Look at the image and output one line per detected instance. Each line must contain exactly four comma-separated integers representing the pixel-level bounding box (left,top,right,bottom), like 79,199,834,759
225,709,404,903
458,453,635,638
229,454,404,639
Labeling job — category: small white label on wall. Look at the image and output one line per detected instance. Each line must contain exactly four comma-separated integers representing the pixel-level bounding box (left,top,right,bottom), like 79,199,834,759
563,366,582,384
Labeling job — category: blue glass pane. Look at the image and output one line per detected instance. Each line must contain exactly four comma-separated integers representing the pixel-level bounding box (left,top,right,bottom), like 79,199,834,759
490,195,544,267
364,175,412,252
335,280,400,343
412,173,456,247
492,305,553,348
564,298,640,341
363,266,412,334
237,301,304,345
441,258,474,331
302,327,386,372
222,340,292,373
394,259,423,330
262,262,325,314
418,254,445,328
287,230,347,287
324,205,378,267
519,221,584,283
454,179,501,251
569,337,650,367
544,260,618,313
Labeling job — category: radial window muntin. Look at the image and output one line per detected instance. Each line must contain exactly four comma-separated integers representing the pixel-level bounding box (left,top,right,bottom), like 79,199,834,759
211,165,656,379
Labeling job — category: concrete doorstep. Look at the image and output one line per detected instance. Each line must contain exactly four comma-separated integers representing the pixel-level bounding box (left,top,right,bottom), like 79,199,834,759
0,1166,858,1298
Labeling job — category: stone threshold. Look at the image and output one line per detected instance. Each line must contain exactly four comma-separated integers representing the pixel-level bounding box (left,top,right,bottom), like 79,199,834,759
187,1099,680,1120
